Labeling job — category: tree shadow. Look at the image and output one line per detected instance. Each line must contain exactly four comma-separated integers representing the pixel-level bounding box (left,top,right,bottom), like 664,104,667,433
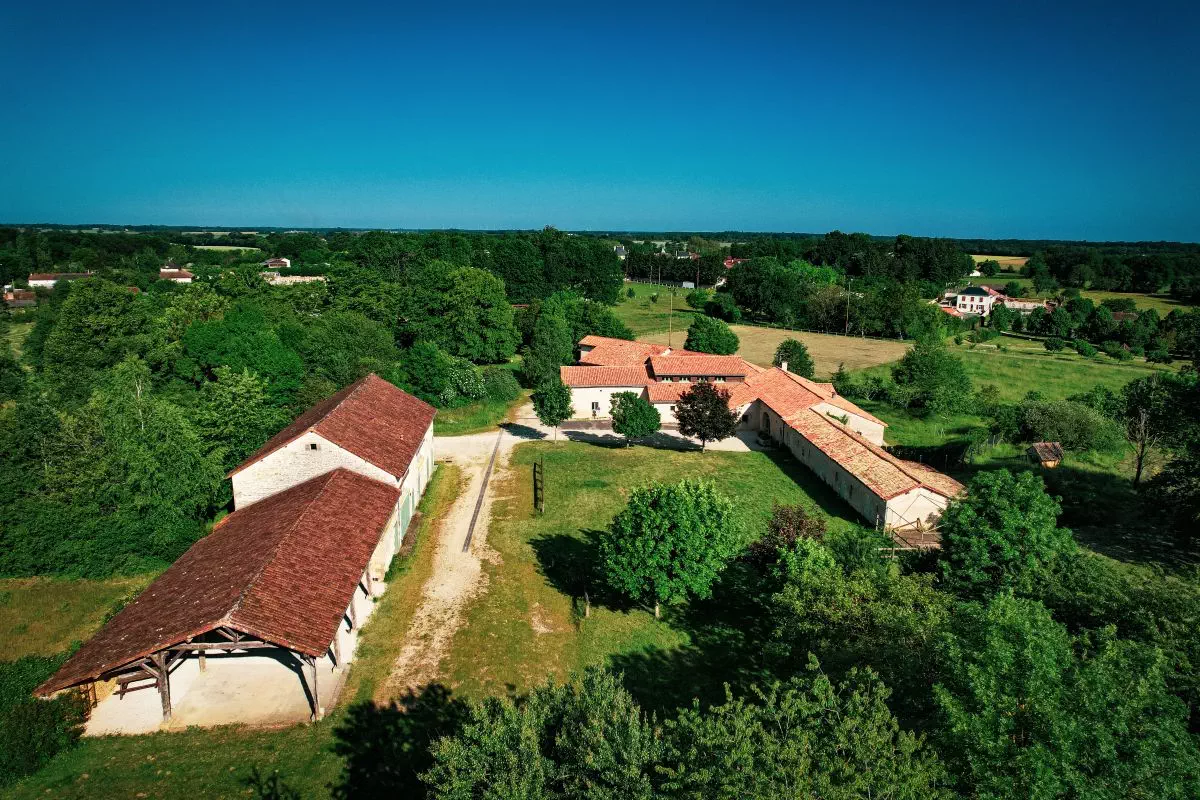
500,421,547,441
330,683,468,799
529,529,633,614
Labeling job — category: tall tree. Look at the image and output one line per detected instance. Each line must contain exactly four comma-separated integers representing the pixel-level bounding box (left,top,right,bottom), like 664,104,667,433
600,479,739,618
195,367,288,471
532,378,573,442
674,382,737,451
522,308,574,387
684,316,739,355
609,391,660,446
772,338,815,378
938,470,1076,598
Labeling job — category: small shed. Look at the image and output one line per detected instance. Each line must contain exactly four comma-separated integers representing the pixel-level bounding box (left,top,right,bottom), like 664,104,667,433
1027,441,1064,468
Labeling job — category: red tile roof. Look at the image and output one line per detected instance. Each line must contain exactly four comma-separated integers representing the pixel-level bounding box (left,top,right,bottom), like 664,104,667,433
27,272,94,281
649,355,749,377
646,382,692,403
579,334,666,351
37,469,400,695
230,374,435,479
787,409,963,500
160,268,194,280
579,340,668,366
560,365,652,387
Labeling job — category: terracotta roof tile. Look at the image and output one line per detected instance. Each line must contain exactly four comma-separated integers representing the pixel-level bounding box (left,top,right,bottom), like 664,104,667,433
37,469,400,695
579,335,668,352
579,340,666,366
230,374,435,479
559,365,652,387
649,355,749,377
646,383,692,403
159,268,194,279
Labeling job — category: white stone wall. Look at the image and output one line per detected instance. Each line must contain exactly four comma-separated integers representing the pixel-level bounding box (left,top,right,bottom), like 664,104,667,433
884,487,950,530
811,402,886,445
759,403,889,525
231,431,400,509
568,386,647,419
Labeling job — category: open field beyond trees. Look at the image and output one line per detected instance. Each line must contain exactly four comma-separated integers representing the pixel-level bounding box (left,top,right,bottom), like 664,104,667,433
641,325,910,376
442,440,864,704
0,576,153,661
970,254,1029,269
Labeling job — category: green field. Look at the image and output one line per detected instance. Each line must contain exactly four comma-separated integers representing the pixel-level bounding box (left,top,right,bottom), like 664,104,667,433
433,391,529,436
442,440,864,703
3,466,464,800
0,576,153,660
612,282,703,337
3,320,34,360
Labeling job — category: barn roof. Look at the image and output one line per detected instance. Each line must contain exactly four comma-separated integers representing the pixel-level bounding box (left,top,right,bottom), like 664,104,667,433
1027,441,1065,463
229,374,435,479
559,365,652,387
37,469,400,695
579,339,669,366
648,355,749,377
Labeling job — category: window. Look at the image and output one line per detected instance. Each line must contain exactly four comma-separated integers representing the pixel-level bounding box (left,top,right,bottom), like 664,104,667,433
670,405,676,412
307,442,319,451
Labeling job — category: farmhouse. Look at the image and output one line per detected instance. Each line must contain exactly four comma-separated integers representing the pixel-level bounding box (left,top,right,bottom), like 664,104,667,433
27,272,94,288
946,285,1001,317
36,375,436,733
159,263,194,283
262,256,292,269
561,336,964,533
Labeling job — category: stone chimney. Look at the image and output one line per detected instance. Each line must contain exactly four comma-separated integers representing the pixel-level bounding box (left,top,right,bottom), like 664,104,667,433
780,361,788,373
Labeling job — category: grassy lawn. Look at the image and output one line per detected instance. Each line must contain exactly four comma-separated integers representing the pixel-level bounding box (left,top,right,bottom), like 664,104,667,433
642,326,909,376
433,391,529,436
0,576,154,660
611,281,702,337
3,320,34,360
441,440,863,706
3,466,465,800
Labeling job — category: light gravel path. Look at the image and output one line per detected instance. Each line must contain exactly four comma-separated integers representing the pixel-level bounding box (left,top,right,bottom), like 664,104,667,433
380,406,550,697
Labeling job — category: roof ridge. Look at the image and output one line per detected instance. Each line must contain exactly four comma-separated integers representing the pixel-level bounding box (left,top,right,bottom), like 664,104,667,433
803,409,944,492
223,470,344,625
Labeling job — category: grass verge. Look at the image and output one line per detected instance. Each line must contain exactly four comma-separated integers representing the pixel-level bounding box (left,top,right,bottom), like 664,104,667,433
433,392,529,436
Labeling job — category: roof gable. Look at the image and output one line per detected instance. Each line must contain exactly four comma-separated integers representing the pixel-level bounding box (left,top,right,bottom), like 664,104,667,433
230,374,435,479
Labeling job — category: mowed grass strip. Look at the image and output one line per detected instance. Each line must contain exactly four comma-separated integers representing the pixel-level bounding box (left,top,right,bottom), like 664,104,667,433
640,325,910,376
0,575,154,661
442,440,862,700
433,392,530,437
4,467,464,800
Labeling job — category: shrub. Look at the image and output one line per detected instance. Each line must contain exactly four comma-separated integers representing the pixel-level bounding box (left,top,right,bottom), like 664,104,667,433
1147,348,1174,364
481,367,521,403
1044,337,1066,352
685,289,709,310
649,292,659,304
703,292,742,323
626,286,635,299
683,316,739,355
1019,398,1123,452
890,335,973,415
1101,340,1132,360
0,656,88,787
1073,340,1096,358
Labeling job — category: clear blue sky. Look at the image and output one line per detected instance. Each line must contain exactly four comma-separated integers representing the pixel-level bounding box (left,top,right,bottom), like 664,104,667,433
2,0,1197,240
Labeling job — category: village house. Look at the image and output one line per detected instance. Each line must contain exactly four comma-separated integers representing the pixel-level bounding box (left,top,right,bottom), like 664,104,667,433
560,336,964,534
262,256,292,270
945,285,1002,316
4,287,36,308
159,263,194,283
36,375,436,733
27,271,94,289
260,271,329,286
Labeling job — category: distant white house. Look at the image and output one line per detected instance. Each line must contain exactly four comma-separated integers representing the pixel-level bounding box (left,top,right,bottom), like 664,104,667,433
262,257,292,270
160,263,194,283
27,272,94,289
613,245,627,261
946,285,1002,317
261,271,328,286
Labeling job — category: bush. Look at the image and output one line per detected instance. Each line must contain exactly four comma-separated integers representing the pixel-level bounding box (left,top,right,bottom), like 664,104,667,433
1044,337,1066,352
0,656,88,787
703,292,742,323
649,292,659,304
1101,340,1132,361
1073,340,1096,358
626,286,635,299
481,367,521,403
771,339,815,378
1147,348,1174,364
1019,398,1123,452
685,289,709,310
683,316,739,355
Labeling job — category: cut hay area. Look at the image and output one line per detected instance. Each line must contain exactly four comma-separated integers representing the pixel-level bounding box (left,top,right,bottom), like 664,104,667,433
0,575,153,661
971,254,1028,268
640,326,911,377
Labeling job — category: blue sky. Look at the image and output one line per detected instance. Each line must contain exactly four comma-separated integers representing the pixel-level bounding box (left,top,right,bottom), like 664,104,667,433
2,0,1197,239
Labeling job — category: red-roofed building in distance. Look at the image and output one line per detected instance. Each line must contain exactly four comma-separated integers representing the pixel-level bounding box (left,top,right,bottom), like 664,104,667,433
159,262,194,283
560,336,963,535
36,375,437,733
27,271,94,289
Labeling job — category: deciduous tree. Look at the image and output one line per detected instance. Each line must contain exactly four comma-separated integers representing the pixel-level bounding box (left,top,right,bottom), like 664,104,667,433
683,316,739,355
609,391,660,446
772,338,815,378
532,378,573,442
674,381,737,451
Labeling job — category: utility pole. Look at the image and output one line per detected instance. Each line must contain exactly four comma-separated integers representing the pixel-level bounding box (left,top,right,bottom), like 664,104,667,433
668,287,675,347
844,276,852,336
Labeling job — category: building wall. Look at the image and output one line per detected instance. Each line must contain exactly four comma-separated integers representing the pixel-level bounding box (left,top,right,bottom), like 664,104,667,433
568,386,647,419
811,402,886,445
231,431,400,508
652,402,678,424
28,278,56,288
884,487,950,530
757,403,887,525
